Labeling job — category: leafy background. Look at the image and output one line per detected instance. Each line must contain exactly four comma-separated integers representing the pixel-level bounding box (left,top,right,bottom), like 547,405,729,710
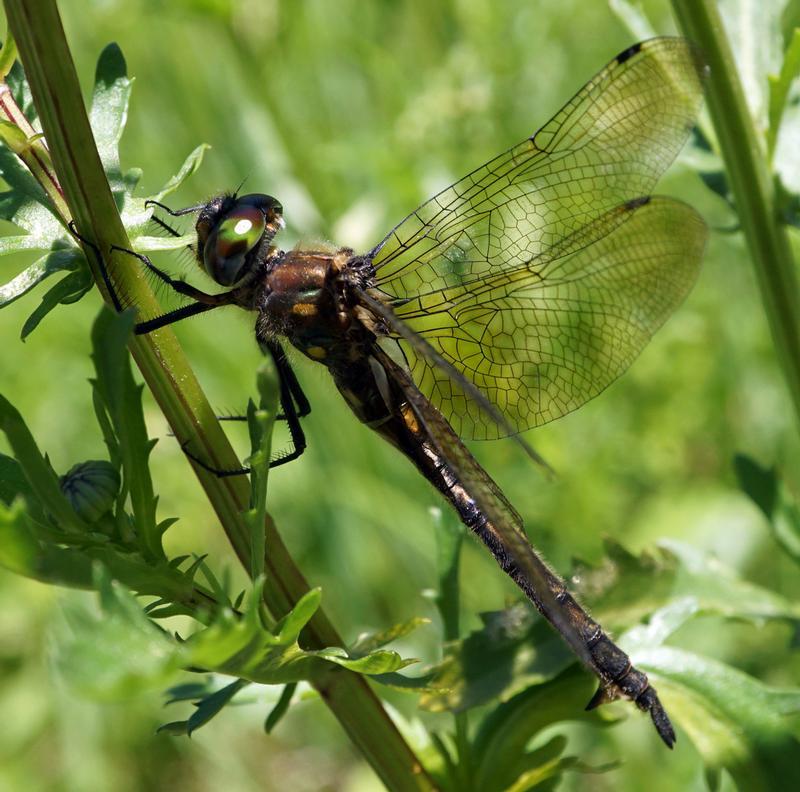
0,0,799,790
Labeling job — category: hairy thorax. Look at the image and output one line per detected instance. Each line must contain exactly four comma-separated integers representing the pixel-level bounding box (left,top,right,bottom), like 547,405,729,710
252,245,373,368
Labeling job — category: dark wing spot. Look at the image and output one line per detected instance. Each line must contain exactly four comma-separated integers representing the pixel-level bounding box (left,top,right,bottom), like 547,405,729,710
625,195,651,210
616,41,643,65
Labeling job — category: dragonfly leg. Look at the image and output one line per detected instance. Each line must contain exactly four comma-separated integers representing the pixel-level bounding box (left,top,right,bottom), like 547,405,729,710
101,244,237,334
261,340,308,464
145,198,208,217
180,341,308,477
108,245,227,304
68,221,124,312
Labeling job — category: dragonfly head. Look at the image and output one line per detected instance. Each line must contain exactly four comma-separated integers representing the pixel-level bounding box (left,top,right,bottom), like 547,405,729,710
196,193,284,287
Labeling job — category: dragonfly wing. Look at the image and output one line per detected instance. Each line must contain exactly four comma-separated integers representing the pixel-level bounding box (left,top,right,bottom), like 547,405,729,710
372,37,705,288
368,37,707,439
385,196,706,438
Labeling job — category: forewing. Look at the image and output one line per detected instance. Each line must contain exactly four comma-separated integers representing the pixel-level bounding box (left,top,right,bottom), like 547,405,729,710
386,197,706,439
371,37,705,294
369,37,707,439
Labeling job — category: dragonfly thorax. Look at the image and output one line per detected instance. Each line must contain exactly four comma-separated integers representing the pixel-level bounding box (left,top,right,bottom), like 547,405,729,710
255,247,370,366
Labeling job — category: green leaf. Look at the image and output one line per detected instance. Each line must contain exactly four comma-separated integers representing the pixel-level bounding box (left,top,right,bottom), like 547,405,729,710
0,500,93,587
90,308,163,559
718,0,785,131
433,507,465,642
634,645,800,790
419,605,573,713
349,617,430,655
0,133,51,214
0,391,86,532
0,31,18,78
315,647,414,675
181,581,419,687
572,538,800,627
0,451,34,505
500,735,616,792
264,683,297,734
0,45,210,331
0,248,84,310
734,453,777,518
735,454,800,564
768,27,800,159
152,143,210,202
89,43,131,187
471,667,607,792
20,267,93,338
57,567,185,700
158,679,250,737
243,361,280,580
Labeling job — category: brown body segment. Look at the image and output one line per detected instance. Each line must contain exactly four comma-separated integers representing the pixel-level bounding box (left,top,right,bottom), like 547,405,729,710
247,246,676,745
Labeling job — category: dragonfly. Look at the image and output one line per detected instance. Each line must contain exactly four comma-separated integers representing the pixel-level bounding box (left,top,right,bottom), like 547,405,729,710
91,37,707,747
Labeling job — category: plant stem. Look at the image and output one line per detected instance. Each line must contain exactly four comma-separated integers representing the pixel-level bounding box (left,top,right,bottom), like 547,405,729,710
672,0,800,426
3,2,434,788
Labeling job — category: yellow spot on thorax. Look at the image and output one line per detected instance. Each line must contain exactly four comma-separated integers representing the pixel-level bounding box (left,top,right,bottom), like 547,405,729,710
291,303,318,316
306,346,327,360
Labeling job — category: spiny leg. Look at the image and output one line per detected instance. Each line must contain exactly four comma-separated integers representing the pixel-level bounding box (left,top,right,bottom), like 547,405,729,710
145,198,208,217
182,340,309,477
68,221,124,313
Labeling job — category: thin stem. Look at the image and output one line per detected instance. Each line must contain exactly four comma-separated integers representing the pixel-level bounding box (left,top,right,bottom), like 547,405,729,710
672,0,800,425
2,2,434,788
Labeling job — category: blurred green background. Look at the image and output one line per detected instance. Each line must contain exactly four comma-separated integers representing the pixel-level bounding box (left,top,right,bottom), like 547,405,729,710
1,0,798,790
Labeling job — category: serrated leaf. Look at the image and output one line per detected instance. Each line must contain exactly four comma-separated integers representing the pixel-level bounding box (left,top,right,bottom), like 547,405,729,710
20,267,93,338
0,45,211,330
316,648,413,675
57,568,185,700
634,645,800,790
0,502,94,587
91,308,162,558
180,581,419,689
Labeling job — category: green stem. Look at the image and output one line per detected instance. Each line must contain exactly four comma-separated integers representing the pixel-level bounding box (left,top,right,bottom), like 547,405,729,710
672,0,800,425
3,2,434,789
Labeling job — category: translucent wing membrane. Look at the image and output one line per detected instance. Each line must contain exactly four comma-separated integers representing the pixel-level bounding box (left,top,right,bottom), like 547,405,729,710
385,196,706,437
369,37,707,439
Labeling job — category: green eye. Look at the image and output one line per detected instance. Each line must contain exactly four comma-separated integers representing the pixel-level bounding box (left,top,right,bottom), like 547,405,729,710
203,204,266,285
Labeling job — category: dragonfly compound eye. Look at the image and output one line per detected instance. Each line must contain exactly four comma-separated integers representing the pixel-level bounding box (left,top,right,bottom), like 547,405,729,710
203,203,267,286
